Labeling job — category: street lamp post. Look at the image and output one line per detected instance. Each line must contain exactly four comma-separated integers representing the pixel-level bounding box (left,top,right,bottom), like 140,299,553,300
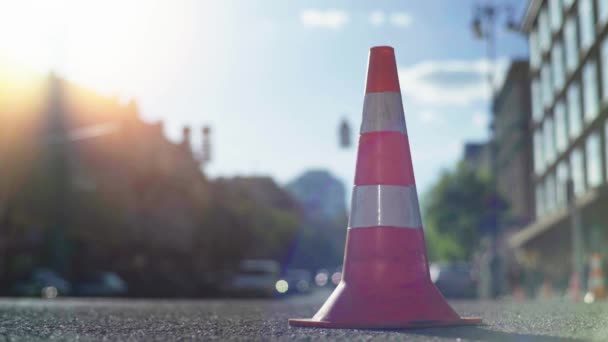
470,1,521,299
471,2,520,91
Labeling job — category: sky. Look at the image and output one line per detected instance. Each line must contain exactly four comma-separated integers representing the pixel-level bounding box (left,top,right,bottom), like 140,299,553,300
0,0,529,195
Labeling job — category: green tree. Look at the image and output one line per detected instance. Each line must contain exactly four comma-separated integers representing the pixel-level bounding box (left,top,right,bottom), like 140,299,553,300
423,163,507,261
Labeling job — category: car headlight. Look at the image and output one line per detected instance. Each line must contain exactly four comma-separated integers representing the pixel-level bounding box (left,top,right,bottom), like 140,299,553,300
275,280,289,293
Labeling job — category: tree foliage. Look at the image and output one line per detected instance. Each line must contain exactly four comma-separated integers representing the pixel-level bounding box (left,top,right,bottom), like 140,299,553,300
423,163,507,262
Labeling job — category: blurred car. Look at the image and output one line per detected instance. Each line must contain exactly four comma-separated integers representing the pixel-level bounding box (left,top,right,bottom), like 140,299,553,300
279,269,312,295
74,272,128,297
223,259,280,297
12,268,71,298
430,262,477,298
330,265,343,286
314,266,342,288
314,269,330,287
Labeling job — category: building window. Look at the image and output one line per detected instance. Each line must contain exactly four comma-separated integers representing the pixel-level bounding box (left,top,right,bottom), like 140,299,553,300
600,0,608,25
549,0,563,32
557,159,569,208
532,79,543,122
534,128,545,175
552,41,565,91
536,182,545,217
555,101,568,152
583,59,599,123
564,17,579,73
571,147,586,196
530,30,541,70
602,36,608,99
544,115,556,166
539,8,551,53
568,81,582,139
579,0,596,51
542,63,553,108
587,131,603,187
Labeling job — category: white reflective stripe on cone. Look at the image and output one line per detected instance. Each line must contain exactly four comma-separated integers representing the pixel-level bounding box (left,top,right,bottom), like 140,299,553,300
349,185,422,229
360,91,407,134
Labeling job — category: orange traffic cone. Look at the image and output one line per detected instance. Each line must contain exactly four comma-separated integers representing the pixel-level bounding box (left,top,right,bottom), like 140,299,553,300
289,46,481,329
585,253,606,302
568,272,582,302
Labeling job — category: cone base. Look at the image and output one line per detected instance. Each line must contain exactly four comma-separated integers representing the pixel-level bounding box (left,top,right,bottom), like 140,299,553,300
288,228,481,330
288,317,482,329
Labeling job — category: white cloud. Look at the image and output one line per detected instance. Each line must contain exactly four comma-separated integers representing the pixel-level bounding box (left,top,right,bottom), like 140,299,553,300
412,139,462,164
418,110,445,125
368,11,412,28
389,12,412,28
369,10,385,27
472,111,489,128
398,58,509,106
300,9,349,29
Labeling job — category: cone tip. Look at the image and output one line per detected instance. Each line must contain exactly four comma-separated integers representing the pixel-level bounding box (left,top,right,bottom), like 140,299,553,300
370,46,394,53
365,46,400,94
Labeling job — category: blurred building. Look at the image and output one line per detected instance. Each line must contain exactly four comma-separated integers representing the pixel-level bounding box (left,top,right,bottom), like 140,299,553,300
491,60,535,227
511,0,608,287
0,71,211,288
284,170,348,270
286,170,347,224
47,74,208,252
1,68,307,297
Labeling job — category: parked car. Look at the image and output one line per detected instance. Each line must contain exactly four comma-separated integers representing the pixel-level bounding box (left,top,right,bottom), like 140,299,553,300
430,262,477,298
12,268,71,298
74,272,128,297
222,259,280,297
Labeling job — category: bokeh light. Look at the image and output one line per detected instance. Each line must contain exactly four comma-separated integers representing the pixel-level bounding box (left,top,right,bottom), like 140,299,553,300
275,280,288,294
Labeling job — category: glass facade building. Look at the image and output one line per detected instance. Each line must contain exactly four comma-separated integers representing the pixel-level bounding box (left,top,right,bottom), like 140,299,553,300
508,0,608,289
527,0,608,218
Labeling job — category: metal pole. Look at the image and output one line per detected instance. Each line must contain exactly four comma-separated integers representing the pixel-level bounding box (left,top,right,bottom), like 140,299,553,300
48,75,70,276
484,5,499,299
567,178,585,295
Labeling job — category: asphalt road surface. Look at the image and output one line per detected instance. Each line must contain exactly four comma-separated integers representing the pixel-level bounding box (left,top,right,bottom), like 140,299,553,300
0,289,607,341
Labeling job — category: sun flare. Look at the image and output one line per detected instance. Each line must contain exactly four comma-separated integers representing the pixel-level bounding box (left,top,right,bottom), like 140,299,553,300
0,0,198,96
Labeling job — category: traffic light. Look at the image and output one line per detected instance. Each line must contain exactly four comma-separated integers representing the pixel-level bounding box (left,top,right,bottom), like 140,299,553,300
339,118,351,148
